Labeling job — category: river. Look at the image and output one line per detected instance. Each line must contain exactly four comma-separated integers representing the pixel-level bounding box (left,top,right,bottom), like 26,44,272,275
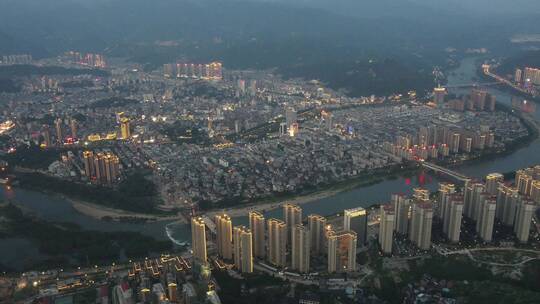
1,56,539,269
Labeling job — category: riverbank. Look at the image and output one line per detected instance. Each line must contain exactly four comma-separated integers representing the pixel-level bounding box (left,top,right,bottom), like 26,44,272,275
206,188,342,218
207,164,419,218
0,203,173,273
206,103,540,217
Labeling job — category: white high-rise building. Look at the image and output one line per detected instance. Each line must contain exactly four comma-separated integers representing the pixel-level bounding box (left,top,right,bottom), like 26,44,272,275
307,214,326,255
516,168,534,196
485,173,504,195
409,202,433,250
496,184,520,226
514,198,535,243
445,196,464,243
379,204,395,254
291,224,310,273
191,217,207,264
233,226,253,273
215,214,233,260
464,182,485,220
438,183,456,222
283,203,302,244
267,218,287,267
249,211,266,258
477,197,497,242
392,194,411,235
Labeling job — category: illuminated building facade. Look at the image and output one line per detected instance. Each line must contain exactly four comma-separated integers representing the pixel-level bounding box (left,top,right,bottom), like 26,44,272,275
120,117,131,139
168,62,223,80
307,214,326,255
343,207,367,246
485,173,504,195
191,217,207,263
83,151,120,185
267,218,287,267
249,211,266,258
433,87,446,107
233,226,253,273
327,231,357,273
215,214,233,260
291,224,310,273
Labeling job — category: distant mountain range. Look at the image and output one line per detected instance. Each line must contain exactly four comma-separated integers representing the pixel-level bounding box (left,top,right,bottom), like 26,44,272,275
0,0,538,97
1,0,538,57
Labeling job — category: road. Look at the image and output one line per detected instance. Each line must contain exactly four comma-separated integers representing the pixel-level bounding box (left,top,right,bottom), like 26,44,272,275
434,245,540,267
482,65,539,98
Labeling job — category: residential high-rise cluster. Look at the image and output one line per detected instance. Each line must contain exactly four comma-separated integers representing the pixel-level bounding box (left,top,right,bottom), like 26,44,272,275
376,172,537,256
384,119,495,161
40,117,79,147
82,150,121,185
495,165,540,243
63,51,107,68
515,67,540,85
446,88,497,112
193,203,361,275
433,169,538,245
0,54,32,65
191,168,538,277
378,188,433,254
163,62,223,80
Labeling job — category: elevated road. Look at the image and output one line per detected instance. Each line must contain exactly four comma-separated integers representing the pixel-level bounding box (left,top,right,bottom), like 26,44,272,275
482,64,539,98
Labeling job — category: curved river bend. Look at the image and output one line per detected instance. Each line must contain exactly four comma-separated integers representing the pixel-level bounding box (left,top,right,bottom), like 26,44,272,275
1,57,539,266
